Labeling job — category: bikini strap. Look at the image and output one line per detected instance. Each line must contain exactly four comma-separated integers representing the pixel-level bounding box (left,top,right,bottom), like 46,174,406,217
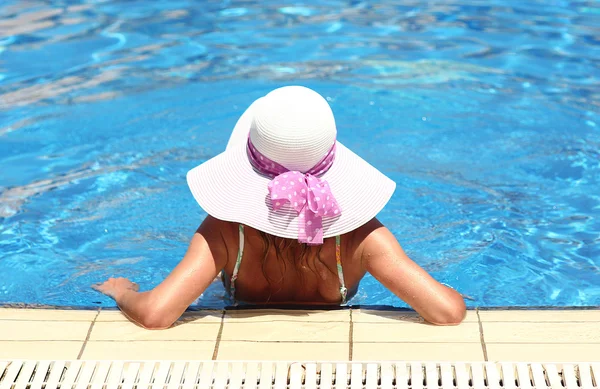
335,235,348,304
230,224,245,301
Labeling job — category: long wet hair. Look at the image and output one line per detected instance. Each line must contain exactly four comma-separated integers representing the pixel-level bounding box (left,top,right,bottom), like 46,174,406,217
257,230,337,299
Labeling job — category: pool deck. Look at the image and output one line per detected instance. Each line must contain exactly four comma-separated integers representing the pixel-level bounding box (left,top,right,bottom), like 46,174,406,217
1,307,599,362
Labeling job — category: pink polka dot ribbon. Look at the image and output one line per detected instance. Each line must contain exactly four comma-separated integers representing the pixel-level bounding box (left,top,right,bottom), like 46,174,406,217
247,139,341,245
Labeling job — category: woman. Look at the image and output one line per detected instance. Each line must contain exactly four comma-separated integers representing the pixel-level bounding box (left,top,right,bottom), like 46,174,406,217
93,86,466,329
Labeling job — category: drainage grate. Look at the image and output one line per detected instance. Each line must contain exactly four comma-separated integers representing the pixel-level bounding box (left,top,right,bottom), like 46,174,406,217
0,361,598,389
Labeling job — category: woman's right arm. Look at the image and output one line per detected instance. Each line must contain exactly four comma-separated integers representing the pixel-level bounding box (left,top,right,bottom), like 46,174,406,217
360,219,466,325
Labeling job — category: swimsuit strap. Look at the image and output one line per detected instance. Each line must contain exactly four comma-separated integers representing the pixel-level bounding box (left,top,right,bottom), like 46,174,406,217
336,235,348,304
230,225,347,304
230,224,245,302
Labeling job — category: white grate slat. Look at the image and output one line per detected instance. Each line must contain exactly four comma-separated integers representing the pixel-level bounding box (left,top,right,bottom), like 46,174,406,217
380,363,393,389
166,362,186,389
214,362,230,389
90,362,111,389
579,363,594,389
61,361,83,389
153,361,172,389
229,362,245,389
454,363,469,389
350,364,362,389
563,364,579,389
29,360,51,389
45,360,66,389
2,360,600,389
258,362,273,389
273,362,288,389
289,363,303,389
74,361,97,389
395,363,409,389
181,362,201,389
198,362,215,389
105,361,124,389
0,361,23,389
0,362,8,379
471,363,486,389
334,364,347,389
484,363,500,389
306,363,318,389
591,363,600,388
516,363,532,389
121,362,141,389
501,362,517,389
544,364,563,389
424,363,437,389
243,362,259,389
136,361,157,389
320,363,333,389
530,363,548,389
411,362,424,389
13,360,36,389
365,363,378,389
440,363,454,389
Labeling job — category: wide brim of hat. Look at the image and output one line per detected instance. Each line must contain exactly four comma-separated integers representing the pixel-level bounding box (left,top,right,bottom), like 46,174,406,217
187,144,396,240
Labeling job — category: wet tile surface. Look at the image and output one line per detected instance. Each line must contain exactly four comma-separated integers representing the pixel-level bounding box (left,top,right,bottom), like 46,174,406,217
0,308,97,321
353,342,485,361
217,341,349,360
0,341,83,359
486,343,600,362
221,321,349,342
0,320,91,341
89,321,221,341
353,322,481,343
482,322,600,344
81,341,216,359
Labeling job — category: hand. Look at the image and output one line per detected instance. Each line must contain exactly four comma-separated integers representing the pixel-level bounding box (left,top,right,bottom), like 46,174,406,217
92,277,139,300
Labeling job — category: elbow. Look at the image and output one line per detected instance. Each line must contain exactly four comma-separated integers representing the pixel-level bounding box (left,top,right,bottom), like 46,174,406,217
138,309,175,330
428,293,467,326
134,299,177,330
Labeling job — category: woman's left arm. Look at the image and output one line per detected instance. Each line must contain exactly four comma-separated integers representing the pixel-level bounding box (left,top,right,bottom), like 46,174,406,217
93,216,228,329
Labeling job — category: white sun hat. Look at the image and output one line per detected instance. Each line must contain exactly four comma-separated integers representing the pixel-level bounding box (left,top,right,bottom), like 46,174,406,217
187,86,396,243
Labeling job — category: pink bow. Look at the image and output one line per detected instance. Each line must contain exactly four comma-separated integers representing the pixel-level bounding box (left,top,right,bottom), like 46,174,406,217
247,138,341,244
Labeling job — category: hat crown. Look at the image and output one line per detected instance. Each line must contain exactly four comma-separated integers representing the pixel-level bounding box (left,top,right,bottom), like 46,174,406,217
249,86,336,172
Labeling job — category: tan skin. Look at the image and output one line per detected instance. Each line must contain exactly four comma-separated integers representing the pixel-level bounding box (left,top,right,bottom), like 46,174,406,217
93,217,466,329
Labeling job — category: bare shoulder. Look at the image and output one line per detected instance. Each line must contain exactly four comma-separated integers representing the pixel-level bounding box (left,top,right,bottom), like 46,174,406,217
345,218,396,269
193,216,237,267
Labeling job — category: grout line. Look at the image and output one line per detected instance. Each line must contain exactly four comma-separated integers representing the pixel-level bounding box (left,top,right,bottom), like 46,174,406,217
77,307,101,360
476,308,489,361
349,308,354,361
211,309,226,360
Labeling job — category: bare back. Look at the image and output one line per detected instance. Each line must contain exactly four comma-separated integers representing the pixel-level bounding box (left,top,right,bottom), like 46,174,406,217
214,218,374,304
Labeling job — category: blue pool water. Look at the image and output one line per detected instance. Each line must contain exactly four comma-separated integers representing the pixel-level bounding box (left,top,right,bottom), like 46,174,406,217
1,0,599,308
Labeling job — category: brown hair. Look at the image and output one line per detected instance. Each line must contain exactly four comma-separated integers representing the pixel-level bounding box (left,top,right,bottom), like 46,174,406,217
257,231,336,301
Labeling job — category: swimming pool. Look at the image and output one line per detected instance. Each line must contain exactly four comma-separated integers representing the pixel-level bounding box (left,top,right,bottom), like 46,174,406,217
1,0,599,308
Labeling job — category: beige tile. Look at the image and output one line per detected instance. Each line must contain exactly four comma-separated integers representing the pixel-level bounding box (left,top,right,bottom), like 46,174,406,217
352,309,478,323
81,341,215,359
353,322,481,343
0,320,91,341
486,343,600,362
224,309,350,323
221,321,349,342
353,342,485,361
217,341,348,360
483,322,600,344
0,308,97,321
96,310,223,323
479,309,600,322
89,321,221,341
0,341,83,359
